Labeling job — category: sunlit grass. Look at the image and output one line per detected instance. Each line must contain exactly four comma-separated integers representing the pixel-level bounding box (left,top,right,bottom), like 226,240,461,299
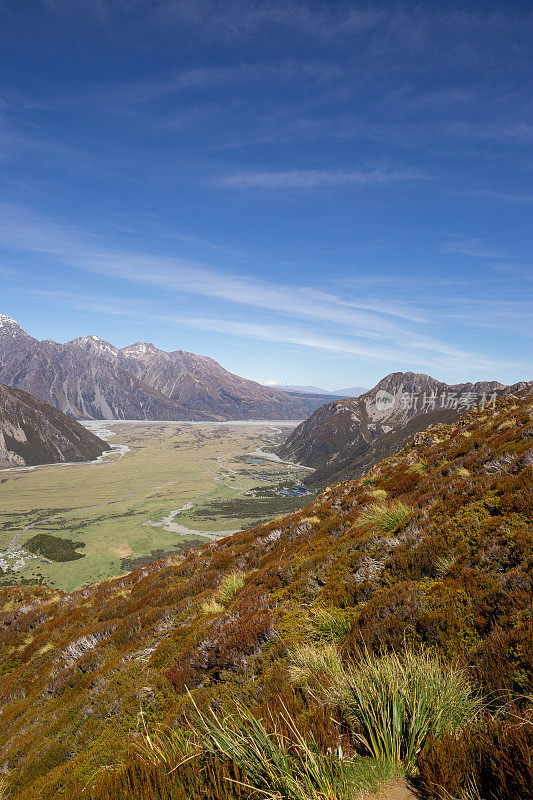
409,461,428,475
200,597,224,615
368,488,387,500
354,502,413,532
215,571,245,605
290,646,482,775
307,607,353,644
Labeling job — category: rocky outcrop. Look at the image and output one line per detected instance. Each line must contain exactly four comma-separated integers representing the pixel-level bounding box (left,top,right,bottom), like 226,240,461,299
0,382,108,467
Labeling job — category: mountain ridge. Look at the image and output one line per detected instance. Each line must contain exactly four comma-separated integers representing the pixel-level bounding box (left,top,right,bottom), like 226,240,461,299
331,384,367,396
278,370,532,485
0,317,312,421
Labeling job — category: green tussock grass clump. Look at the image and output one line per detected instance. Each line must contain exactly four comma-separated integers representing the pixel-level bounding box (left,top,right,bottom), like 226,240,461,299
354,501,413,532
135,712,196,769
201,571,245,613
187,697,349,800
435,555,455,577
360,474,379,485
290,646,482,775
182,697,397,800
408,461,428,475
215,571,245,605
307,607,353,644
368,488,387,500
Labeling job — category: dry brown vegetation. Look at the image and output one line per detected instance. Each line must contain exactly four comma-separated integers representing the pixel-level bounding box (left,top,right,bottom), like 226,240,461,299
0,393,531,798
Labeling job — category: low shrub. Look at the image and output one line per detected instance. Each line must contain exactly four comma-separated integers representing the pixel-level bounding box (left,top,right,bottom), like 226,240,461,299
471,621,533,703
417,712,533,799
167,593,274,691
88,750,246,800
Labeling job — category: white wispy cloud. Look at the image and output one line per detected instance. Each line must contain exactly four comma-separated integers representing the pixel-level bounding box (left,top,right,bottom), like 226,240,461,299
0,203,426,337
2,203,530,375
442,239,511,259
177,317,516,372
28,289,522,373
218,167,424,189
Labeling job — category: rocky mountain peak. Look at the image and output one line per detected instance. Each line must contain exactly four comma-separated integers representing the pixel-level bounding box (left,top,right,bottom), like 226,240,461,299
372,371,445,395
278,371,531,486
121,341,159,356
0,315,26,338
0,317,329,421
69,335,119,357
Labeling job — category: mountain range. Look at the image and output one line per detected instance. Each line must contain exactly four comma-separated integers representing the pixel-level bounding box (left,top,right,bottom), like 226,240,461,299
0,316,324,421
0,382,108,467
279,371,532,485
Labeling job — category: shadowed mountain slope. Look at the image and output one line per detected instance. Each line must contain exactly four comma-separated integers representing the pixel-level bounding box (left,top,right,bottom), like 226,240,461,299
0,391,531,798
0,383,108,467
278,371,532,486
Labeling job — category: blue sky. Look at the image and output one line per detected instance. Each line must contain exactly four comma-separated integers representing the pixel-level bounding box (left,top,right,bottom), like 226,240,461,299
0,0,531,391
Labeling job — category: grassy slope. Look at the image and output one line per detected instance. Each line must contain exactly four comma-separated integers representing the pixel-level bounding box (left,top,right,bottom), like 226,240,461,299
0,394,531,798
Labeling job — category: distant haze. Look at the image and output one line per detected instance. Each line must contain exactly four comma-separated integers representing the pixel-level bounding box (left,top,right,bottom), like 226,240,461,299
269,384,367,397
332,386,367,397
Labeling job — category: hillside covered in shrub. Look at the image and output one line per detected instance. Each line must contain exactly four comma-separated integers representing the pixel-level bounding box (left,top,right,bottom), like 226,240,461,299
0,392,531,799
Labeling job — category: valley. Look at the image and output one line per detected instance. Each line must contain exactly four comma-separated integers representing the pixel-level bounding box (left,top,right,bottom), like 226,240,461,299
0,420,312,591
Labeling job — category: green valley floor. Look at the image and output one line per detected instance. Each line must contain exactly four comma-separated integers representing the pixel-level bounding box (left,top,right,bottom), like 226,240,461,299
0,421,311,591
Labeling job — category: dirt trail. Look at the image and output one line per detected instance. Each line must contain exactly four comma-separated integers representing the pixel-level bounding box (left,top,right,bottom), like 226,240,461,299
370,779,416,800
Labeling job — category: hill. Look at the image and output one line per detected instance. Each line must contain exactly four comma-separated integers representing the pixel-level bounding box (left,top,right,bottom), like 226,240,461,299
331,385,367,397
278,371,531,486
0,383,108,467
0,391,531,798
0,316,310,421
266,383,333,394
274,388,345,413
